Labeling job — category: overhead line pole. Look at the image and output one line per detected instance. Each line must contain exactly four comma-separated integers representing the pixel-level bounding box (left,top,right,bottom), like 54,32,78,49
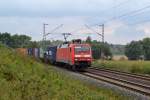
85,24,105,59
99,24,105,59
42,24,63,47
43,23,48,41
101,24,104,44
43,23,48,50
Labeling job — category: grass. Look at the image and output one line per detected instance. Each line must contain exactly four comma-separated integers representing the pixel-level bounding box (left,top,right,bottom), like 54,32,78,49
93,60,150,75
0,44,129,100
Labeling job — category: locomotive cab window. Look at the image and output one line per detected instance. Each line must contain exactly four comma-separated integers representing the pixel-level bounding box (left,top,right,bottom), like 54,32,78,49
75,46,90,53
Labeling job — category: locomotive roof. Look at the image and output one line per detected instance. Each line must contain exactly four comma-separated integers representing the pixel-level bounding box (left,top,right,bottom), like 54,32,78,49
69,43,90,46
58,43,90,48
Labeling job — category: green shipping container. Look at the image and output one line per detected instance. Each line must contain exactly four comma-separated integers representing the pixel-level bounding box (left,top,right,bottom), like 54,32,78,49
39,48,44,58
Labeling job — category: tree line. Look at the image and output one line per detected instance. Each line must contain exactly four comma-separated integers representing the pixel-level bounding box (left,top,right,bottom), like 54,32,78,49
0,32,40,48
125,38,150,60
85,36,112,59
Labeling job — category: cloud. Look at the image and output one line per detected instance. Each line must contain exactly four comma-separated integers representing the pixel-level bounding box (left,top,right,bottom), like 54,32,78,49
136,23,150,37
0,0,110,17
0,0,150,44
105,20,125,35
0,16,89,41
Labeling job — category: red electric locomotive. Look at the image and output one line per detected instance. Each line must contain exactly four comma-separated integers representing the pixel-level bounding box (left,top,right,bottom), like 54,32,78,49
56,39,92,70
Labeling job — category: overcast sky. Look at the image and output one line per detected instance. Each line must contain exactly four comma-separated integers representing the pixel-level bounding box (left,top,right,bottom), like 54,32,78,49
0,0,150,44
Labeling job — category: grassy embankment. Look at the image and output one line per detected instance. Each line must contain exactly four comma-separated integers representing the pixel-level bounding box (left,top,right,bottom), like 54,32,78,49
93,60,150,75
0,44,128,100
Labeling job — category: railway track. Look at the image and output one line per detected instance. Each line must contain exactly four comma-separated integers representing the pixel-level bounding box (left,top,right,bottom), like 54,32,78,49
81,67,150,97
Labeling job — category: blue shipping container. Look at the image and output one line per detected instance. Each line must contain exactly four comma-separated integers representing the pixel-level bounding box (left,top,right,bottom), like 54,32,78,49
28,48,33,56
46,46,57,64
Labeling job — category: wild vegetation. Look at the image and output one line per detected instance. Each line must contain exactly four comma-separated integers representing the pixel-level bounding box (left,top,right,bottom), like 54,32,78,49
0,44,128,100
93,60,150,75
86,36,112,59
110,44,125,55
125,38,150,60
0,32,32,48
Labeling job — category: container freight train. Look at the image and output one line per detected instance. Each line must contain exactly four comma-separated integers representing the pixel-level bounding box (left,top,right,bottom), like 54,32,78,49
16,39,92,71
45,39,92,70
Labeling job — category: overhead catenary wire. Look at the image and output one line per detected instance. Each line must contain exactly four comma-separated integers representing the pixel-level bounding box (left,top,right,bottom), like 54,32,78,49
85,24,102,36
71,0,130,33
129,18,150,25
69,0,131,34
121,9,150,25
98,4,150,25
79,3,150,36
96,0,131,16
113,0,130,8
44,24,63,36
48,1,150,41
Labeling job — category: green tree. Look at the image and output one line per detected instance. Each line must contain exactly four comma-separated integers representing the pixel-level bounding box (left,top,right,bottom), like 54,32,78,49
0,33,32,48
85,36,92,44
0,32,12,46
28,41,39,48
91,40,112,59
102,43,112,58
92,43,101,59
11,34,31,48
125,41,144,60
142,38,150,60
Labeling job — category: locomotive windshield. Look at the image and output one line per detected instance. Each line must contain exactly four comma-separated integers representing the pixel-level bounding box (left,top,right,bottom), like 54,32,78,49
75,46,90,53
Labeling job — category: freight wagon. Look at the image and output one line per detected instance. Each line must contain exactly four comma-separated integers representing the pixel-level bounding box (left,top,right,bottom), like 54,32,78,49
33,48,40,58
27,48,40,58
45,46,57,64
16,48,28,56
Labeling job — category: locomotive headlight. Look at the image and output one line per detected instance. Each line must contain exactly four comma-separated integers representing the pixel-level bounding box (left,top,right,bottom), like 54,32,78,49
75,55,81,57
75,59,78,61
84,55,91,57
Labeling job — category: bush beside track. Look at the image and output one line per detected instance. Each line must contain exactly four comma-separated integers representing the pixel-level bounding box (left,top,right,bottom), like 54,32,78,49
0,44,127,100
93,60,150,75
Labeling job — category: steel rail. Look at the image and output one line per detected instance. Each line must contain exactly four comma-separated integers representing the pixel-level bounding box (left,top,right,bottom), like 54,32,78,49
80,68,150,96
86,70,150,89
90,67,150,81
81,72,150,96
88,68,150,85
